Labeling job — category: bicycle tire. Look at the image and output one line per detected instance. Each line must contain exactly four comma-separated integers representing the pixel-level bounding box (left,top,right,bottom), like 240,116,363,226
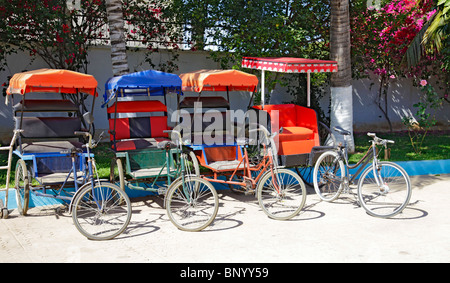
14,159,30,216
357,161,411,218
72,181,132,240
257,168,306,220
165,176,218,231
313,151,345,202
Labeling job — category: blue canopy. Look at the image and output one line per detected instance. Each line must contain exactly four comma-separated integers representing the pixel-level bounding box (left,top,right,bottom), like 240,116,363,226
103,70,182,105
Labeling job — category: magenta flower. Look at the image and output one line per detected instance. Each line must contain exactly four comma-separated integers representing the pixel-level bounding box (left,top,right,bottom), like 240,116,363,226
420,79,427,86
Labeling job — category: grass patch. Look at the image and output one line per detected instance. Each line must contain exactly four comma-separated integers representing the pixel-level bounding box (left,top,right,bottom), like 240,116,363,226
348,130,450,163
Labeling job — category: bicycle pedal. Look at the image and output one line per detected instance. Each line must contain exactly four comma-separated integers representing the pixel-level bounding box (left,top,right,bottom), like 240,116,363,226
158,186,168,195
55,205,66,214
244,189,255,196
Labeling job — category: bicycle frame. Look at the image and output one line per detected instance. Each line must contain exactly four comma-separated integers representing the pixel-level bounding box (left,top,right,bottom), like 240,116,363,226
116,147,180,192
201,127,282,194
169,126,282,193
68,133,110,214
336,134,387,188
202,143,273,189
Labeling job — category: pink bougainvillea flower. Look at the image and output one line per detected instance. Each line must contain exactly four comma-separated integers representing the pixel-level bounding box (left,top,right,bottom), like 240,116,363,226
56,33,63,43
62,24,70,33
420,79,427,86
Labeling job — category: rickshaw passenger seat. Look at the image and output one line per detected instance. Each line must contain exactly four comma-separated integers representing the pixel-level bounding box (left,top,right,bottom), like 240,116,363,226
20,141,84,154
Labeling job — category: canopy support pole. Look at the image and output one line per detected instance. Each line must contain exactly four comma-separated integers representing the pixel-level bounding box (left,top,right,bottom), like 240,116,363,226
307,72,311,107
261,70,265,108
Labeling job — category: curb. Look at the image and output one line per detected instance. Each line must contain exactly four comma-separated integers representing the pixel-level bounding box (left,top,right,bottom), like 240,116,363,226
395,159,450,176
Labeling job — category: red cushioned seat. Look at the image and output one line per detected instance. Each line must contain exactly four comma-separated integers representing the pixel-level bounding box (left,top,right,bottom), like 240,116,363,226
279,127,314,142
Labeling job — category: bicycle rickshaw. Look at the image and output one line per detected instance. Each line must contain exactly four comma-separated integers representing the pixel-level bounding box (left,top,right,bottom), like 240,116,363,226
164,69,307,231
104,69,201,193
242,57,339,185
104,69,218,232
6,69,131,240
241,57,412,218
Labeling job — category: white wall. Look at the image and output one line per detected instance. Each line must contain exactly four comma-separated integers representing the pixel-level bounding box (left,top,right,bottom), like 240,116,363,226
269,73,449,132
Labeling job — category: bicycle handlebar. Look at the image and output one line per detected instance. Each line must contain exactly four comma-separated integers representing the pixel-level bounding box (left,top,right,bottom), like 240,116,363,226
74,131,90,137
367,132,394,145
74,131,104,149
164,130,184,146
248,125,272,138
332,127,394,147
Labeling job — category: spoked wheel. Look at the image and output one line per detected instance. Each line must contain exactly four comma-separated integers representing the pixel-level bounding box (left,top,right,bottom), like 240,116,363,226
165,176,218,231
15,159,30,216
312,151,345,202
357,162,411,218
257,168,306,220
72,181,132,240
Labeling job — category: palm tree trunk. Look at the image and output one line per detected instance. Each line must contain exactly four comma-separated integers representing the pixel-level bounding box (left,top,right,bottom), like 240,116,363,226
330,0,354,152
105,0,129,76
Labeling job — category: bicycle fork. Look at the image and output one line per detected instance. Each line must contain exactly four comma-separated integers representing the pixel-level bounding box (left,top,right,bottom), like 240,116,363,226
371,161,390,194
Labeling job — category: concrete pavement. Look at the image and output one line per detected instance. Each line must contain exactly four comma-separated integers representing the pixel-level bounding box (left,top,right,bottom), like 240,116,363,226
1,173,449,263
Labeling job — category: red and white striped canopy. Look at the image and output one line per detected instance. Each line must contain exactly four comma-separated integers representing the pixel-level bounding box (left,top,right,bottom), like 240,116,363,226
241,57,338,73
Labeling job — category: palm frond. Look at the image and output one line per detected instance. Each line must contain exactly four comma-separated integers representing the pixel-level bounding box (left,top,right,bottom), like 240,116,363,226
403,18,433,67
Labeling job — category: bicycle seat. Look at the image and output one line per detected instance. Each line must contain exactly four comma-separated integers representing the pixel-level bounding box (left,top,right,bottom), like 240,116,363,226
157,140,177,150
333,126,351,136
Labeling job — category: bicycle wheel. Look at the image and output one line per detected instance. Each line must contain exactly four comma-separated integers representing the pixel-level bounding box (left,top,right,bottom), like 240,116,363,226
14,159,30,216
165,176,218,231
72,181,132,240
357,161,411,218
313,151,345,202
257,168,306,220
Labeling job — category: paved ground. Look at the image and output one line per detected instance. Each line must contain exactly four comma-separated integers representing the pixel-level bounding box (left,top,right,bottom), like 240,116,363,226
1,174,449,263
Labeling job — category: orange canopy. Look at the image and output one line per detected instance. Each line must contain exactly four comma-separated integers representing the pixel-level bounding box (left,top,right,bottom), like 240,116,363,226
6,69,98,96
179,69,258,92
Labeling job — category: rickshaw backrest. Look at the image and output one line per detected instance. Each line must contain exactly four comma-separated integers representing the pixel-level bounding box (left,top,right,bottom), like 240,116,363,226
253,104,318,133
252,104,320,156
109,116,169,140
15,117,82,139
107,100,169,141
